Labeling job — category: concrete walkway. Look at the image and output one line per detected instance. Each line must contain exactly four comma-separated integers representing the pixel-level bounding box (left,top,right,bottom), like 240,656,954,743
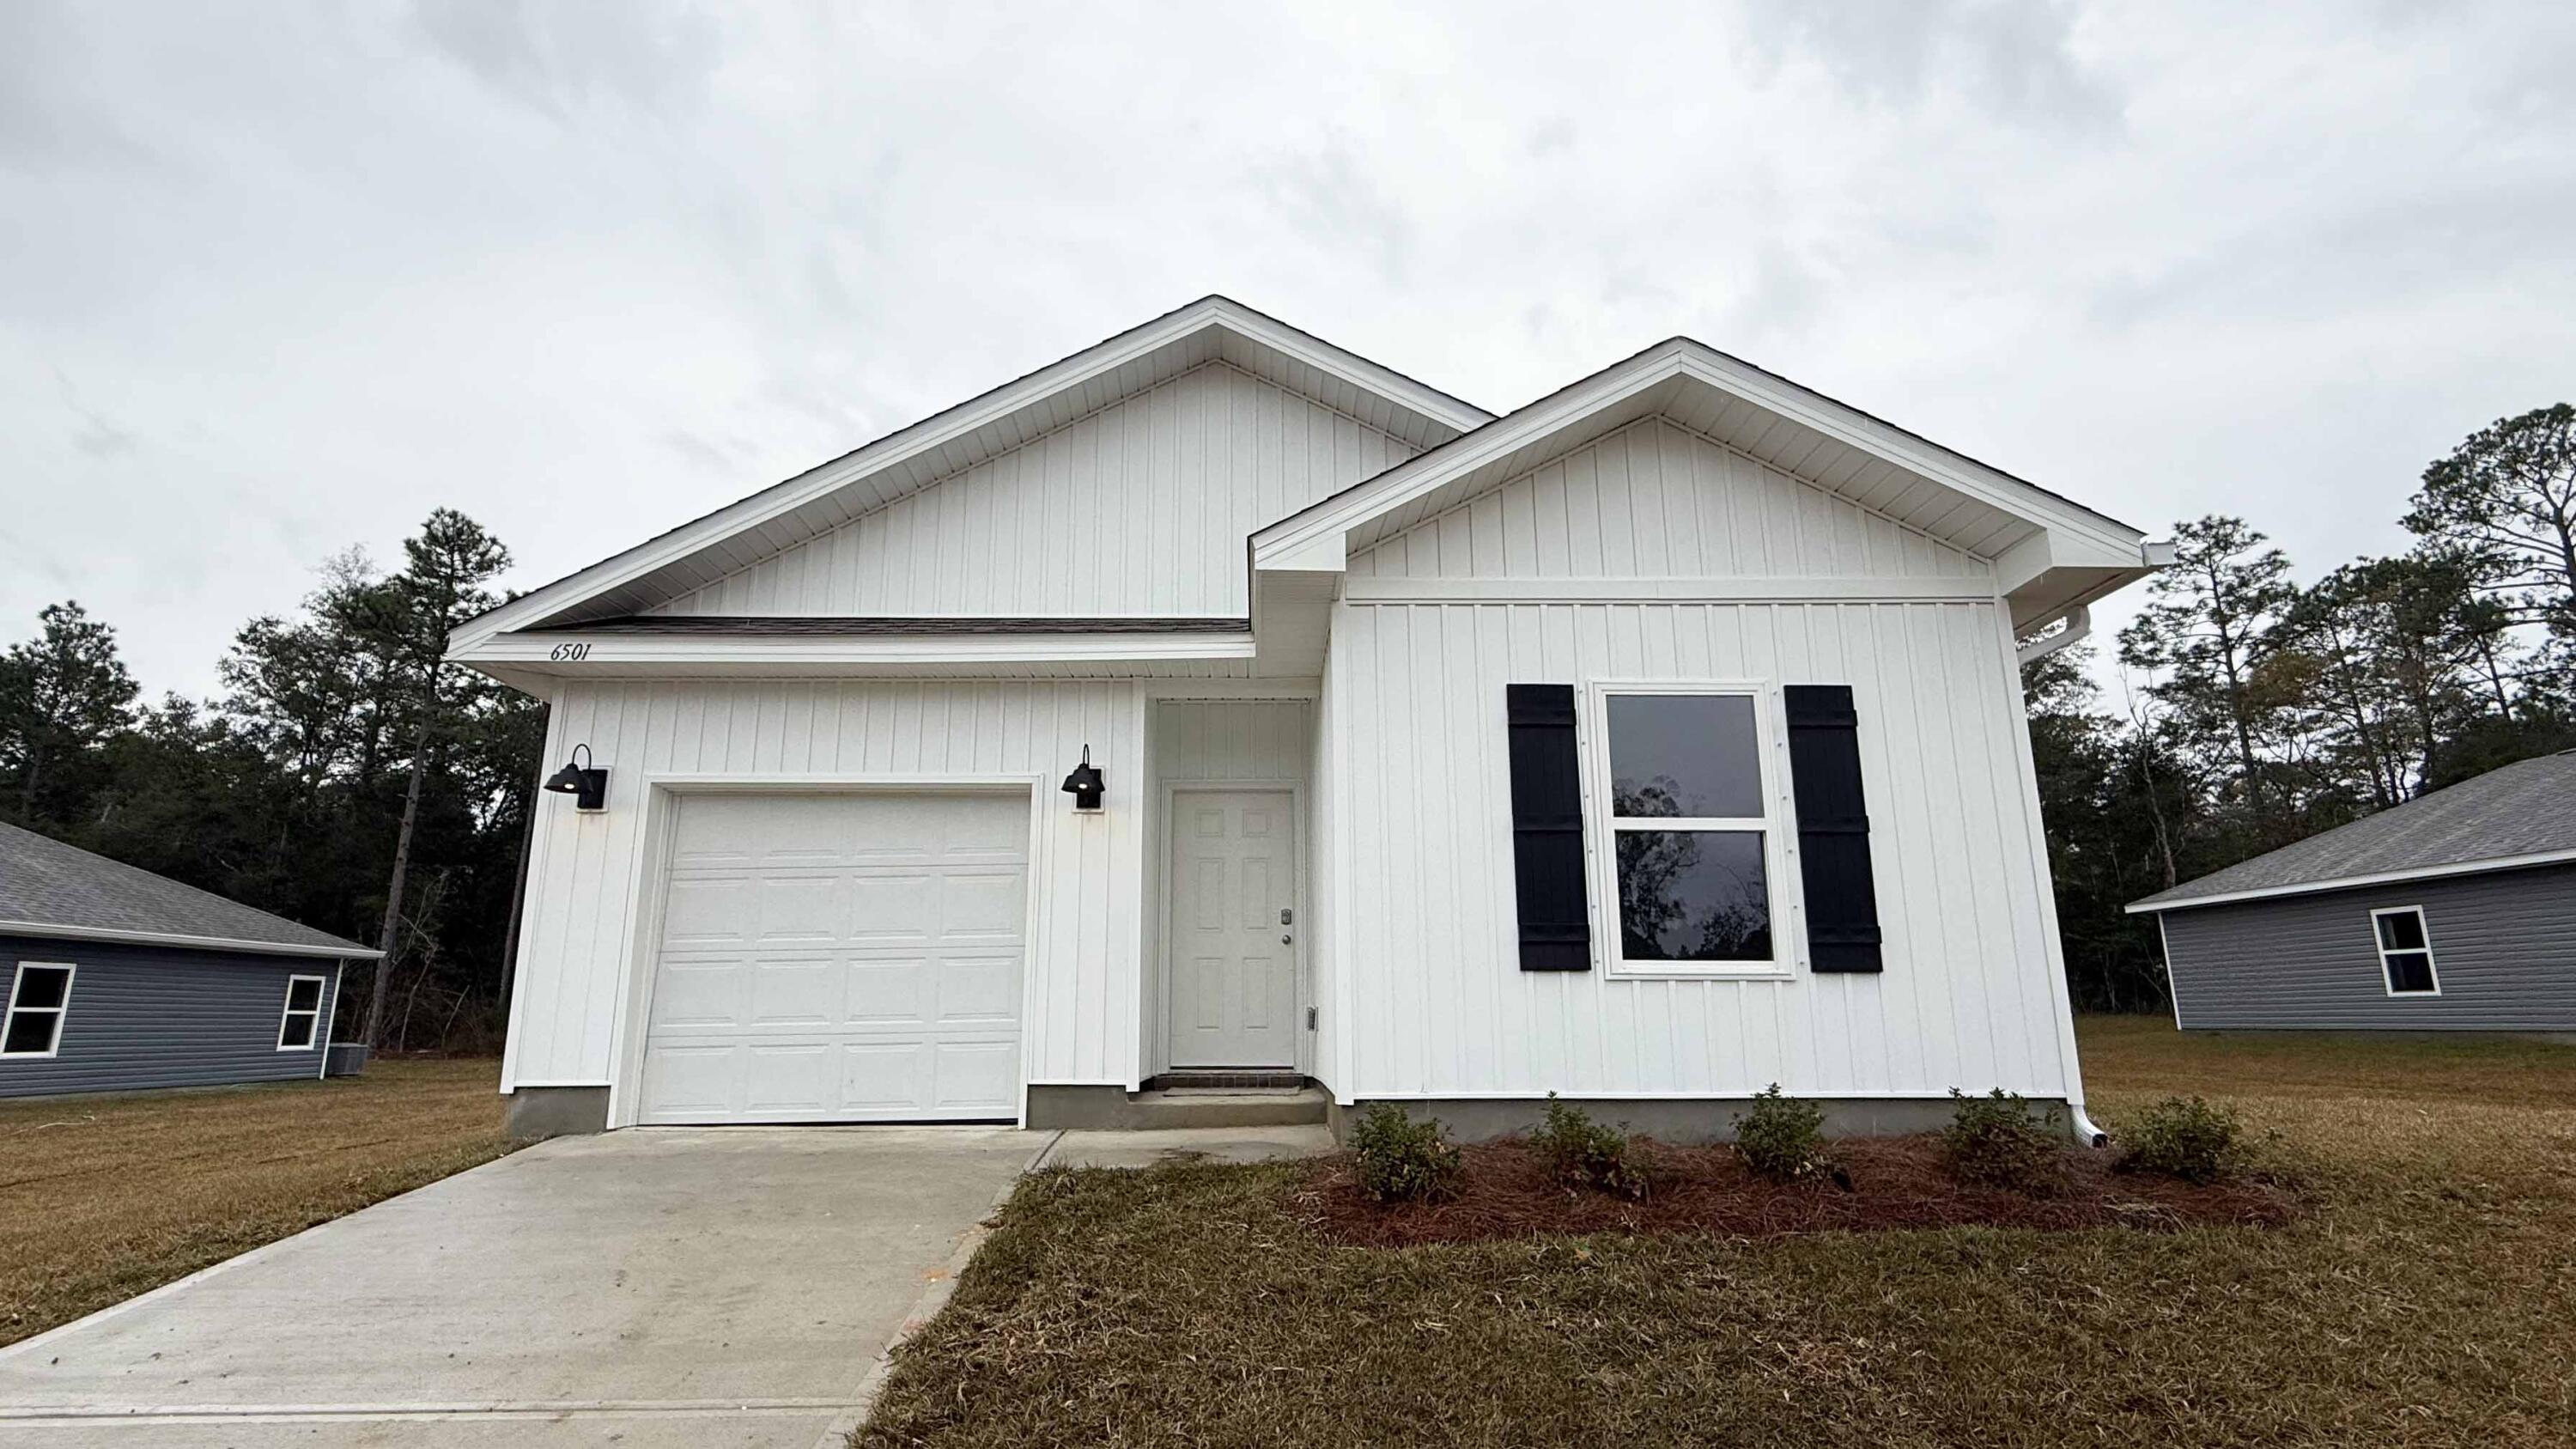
0,1127,1045,1448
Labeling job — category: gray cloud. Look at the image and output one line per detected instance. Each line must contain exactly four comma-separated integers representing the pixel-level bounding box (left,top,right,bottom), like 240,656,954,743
1,0,2570,697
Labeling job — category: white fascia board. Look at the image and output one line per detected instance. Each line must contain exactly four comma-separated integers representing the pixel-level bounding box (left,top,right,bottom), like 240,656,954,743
453,630,1257,669
1255,338,2149,570
0,919,382,960
452,300,1485,656
2124,849,2576,914
1206,299,1492,435
1254,343,1684,567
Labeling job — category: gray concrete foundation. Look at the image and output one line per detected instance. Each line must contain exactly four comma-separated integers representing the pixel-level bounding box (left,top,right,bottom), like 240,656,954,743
1329,1095,2072,1145
504,1085,610,1139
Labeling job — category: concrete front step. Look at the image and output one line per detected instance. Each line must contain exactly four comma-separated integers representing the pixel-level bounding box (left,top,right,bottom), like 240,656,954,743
1125,1086,1329,1129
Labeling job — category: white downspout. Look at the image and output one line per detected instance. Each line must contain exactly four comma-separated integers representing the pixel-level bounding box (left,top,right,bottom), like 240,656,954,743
2015,602,2106,1148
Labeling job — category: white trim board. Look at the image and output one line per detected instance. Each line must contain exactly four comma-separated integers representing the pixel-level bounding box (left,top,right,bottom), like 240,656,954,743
2125,848,2576,913
1255,338,2151,569
0,919,378,961
1341,576,2002,604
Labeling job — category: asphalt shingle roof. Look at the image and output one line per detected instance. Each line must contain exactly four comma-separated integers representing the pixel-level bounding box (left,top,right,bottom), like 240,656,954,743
2129,750,2576,910
0,820,374,957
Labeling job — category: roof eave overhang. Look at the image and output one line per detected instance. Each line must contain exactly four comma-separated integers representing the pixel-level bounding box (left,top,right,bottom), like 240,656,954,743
449,298,1492,655
1252,340,2160,608
452,629,1259,686
0,918,381,960
2124,847,2576,914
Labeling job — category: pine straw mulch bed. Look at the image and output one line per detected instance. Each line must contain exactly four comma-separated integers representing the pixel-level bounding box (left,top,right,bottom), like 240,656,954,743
1294,1134,2300,1248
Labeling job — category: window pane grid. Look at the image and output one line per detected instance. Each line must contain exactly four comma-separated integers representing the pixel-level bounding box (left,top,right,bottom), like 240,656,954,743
1592,683,1788,974
2371,910,2439,995
3,965,73,1057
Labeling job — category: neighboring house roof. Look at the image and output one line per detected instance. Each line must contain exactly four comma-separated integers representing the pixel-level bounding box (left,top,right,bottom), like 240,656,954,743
530,615,1251,636
0,821,380,960
447,295,1490,652
2127,751,2576,913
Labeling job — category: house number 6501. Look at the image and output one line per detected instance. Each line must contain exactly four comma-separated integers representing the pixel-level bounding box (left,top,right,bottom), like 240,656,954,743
549,642,592,661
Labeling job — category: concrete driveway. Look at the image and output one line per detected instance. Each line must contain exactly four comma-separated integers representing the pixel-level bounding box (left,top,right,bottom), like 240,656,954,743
0,1127,1047,1448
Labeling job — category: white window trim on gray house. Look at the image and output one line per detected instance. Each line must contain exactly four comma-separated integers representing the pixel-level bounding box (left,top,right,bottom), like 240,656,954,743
2370,906,2440,997
3,962,76,1059
276,974,327,1050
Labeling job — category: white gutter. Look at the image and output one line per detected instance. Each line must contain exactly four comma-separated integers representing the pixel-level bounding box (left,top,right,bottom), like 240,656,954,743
0,919,381,960
2014,605,2091,667
2124,847,2576,914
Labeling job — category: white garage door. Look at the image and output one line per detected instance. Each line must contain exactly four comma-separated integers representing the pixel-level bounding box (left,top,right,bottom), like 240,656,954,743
635,791,1029,1124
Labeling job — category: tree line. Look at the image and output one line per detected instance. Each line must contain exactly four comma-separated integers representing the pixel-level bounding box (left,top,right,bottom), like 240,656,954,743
2033,404,2575,1010
2,409,2568,1042
0,510,540,1051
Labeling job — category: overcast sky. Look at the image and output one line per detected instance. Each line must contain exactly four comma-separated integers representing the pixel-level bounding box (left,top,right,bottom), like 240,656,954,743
6,0,2572,700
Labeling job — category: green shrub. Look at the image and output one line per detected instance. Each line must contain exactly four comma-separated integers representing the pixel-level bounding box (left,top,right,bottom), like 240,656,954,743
1529,1094,1649,1199
1732,1083,1831,1183
2117,1095,2245,1184
1941,1088,2066,1196
1349,1102,1461,1202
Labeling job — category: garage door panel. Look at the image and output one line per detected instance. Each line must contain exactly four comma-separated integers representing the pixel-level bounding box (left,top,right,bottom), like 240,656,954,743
753,873,846,942
637,1044,740,1119
661,877,755,947
844,960,929,1025
939,871,1027,938
742,1044,835,1115
649,957,751,1029
848,874,938,940
934,956,1020,1024
639,791,1028,1125
838,1042,932,1111
748,956,840,1027
932,1042,1020,1112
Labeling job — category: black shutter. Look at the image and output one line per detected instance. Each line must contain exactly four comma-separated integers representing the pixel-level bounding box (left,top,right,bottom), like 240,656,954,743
1783,685,1883,973
1506,685,1590,971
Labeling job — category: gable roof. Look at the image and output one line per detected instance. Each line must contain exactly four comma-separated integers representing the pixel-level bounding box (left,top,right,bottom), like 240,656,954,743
1251,337,2159,629
451,296,1492,651
2128,751,2576,912
0,821,380,959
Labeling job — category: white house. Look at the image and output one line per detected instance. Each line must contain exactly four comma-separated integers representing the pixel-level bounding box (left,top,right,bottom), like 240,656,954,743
448,297,2164,1141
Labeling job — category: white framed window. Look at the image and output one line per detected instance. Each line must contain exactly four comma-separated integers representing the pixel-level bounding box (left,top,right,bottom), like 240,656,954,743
3,963,76,1058
276,974,326,1050
2371,906,2439,996
1581,679,1802,978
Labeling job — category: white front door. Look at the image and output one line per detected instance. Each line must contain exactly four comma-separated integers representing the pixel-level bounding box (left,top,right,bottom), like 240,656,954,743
1165,789,1298,1068
636,790,1028,1124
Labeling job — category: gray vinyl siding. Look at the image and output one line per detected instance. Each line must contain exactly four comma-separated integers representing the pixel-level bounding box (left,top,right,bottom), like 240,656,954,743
2159,864,2576,1032
0,935,345,1099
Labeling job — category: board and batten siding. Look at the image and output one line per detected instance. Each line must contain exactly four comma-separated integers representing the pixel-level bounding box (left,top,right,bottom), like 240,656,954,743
1346,417,1990,582
0,935,339,1098
2160,863,2576,1032
1321,596,2076,1101
652,362,1419,619
1143,699,1315,1080
505,678,1147,1099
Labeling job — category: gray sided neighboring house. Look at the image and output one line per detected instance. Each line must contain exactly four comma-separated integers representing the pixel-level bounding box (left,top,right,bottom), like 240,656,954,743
0,821,379,1099
2129,751,2576,1034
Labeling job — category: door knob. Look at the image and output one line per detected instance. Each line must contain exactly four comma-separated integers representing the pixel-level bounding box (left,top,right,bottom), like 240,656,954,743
1280,933,1293,944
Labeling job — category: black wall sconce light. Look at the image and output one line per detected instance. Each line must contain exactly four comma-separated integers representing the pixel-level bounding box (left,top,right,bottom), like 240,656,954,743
1060,745,1105,812
543,743,610,812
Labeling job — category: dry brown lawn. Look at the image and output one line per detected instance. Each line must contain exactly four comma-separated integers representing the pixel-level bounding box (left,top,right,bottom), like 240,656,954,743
0,1057,513,1347
859,1017,2576,1448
